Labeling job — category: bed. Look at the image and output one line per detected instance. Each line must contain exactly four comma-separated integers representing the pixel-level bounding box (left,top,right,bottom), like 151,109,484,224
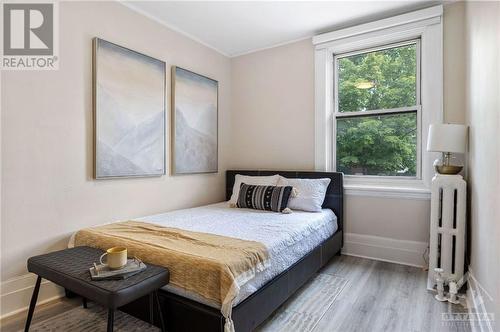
71,170,344,332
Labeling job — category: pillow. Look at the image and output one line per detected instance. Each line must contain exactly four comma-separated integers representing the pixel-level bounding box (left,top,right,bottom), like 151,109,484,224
229,174,280,205
236,183,293,213
277,177,331,212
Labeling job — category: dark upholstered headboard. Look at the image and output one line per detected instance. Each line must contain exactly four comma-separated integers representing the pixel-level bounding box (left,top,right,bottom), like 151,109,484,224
226,170,344,232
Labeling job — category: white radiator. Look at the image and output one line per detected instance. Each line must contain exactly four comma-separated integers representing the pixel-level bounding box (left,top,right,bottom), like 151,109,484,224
427,174,466,290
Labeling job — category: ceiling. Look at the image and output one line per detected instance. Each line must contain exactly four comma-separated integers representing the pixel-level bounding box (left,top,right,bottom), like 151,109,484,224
123,1,437,57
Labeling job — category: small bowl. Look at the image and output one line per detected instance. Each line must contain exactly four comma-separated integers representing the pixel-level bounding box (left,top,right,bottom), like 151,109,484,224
435,165,463,175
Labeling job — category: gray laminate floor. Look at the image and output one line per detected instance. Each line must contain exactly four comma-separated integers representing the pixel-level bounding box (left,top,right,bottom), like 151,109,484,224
314,255,470,332
0,255,470,332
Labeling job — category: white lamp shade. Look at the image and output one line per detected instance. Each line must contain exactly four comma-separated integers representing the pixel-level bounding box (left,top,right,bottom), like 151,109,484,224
427,124,467,153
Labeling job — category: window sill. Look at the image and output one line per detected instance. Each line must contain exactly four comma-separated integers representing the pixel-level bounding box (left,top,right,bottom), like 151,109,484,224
344,182,431,200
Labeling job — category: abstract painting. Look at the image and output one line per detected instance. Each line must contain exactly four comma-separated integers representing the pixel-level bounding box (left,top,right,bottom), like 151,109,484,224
172,66,218,174
93,38,166,178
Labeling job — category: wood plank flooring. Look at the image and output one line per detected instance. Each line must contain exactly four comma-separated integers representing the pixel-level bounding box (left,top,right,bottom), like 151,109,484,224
1,296,82,332
315,255,470,332
0,255,470,332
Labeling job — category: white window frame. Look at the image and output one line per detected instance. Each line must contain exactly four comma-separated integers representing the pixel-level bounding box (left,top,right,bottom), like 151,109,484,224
313,5,443,198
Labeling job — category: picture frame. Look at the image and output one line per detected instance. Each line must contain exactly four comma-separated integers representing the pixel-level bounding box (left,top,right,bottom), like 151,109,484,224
171,66,218,174
93,38,166,179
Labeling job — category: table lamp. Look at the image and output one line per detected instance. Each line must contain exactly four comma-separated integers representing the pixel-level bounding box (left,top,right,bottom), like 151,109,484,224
427,123,467,174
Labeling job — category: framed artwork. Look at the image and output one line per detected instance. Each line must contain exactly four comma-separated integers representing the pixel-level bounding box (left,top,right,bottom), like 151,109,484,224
93,38,166,179
171,66,218,174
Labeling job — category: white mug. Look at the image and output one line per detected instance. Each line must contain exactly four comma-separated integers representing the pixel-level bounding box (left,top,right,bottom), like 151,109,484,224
100,247,127,270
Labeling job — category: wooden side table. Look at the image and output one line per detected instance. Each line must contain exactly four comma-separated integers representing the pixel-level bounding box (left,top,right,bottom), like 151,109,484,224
25,246,169,332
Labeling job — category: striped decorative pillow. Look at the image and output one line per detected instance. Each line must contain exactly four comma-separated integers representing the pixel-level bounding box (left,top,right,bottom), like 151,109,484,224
236,183,293,213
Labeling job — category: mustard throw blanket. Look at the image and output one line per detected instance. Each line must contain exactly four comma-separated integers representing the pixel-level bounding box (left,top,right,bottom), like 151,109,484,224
74,221,269,332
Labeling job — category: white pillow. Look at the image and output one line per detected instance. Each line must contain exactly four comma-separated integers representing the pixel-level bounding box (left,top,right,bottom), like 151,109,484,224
229,174,280,205
277,177,331,212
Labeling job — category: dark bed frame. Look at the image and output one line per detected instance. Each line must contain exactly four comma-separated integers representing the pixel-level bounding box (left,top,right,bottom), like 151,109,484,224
117,170,344,331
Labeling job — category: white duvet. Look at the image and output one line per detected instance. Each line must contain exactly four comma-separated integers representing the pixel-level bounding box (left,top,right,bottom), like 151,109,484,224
134,202,338,307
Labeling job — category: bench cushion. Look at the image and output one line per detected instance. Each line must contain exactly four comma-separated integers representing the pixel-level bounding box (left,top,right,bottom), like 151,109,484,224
27,246,169,308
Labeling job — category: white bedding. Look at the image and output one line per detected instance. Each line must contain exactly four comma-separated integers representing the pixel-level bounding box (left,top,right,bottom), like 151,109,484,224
134,202,338,307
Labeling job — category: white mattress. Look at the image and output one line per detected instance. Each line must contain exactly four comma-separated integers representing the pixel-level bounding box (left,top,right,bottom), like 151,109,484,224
135,202,337,308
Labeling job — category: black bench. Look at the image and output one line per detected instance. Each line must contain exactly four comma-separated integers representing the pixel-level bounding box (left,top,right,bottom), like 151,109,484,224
26,246,169,332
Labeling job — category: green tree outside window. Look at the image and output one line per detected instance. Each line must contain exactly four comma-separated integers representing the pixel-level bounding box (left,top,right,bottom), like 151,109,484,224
336,43,418,176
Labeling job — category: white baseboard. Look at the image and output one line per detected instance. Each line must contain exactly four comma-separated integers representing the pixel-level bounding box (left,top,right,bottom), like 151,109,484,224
1,273,64,320
466,269,495,332
342,232,428,267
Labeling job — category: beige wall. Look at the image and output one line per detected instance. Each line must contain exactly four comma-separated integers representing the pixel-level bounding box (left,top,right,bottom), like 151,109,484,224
443,2,466,124
230,40,315,170
464,1,500,324
1,1,232,281
345,196,430,242
229,4,466,247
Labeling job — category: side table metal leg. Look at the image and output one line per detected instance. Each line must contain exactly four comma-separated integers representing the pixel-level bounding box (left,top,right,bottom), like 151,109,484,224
149,293,154,324
107,309,114,332
82,297,88,309
154,291,166,332
24,276,42,332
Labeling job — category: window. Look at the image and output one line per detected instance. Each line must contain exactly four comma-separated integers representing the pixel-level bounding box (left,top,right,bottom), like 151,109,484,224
334,41,420,177
313,5,443,196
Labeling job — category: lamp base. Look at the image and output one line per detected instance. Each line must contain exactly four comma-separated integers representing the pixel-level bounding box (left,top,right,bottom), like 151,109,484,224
435,165,463,175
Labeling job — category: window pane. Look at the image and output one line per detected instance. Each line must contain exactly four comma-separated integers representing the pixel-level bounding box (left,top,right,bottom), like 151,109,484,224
336,112,417,176
337,43,417,113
